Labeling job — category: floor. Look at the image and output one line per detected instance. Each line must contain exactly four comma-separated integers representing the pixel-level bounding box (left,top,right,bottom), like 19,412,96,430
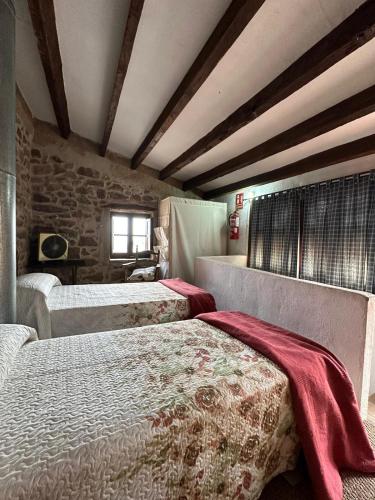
260,396,375,500
368,394,375,423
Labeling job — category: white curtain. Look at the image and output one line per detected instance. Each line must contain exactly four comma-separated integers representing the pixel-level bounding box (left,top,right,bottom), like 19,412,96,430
161,197,227,283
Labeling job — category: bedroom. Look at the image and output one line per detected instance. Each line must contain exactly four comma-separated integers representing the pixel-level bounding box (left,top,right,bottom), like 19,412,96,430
1,0,375,498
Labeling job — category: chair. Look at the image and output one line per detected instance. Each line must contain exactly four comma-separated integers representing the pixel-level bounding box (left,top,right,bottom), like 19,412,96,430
123,250,160,282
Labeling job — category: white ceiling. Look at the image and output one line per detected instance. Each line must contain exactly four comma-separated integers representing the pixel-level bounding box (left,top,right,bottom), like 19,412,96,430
108,0,231,158
146,0,367,172
15,0,56,125
15,0,375,193
54,0,131,143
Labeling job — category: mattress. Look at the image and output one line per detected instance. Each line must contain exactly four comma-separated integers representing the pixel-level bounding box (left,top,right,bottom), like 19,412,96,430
17,273,190,339
46,281,190,338
0,321,299,500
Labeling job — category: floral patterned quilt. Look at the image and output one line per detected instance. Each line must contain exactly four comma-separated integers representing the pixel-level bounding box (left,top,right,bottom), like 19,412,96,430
45,281,190,338
0,320,299,500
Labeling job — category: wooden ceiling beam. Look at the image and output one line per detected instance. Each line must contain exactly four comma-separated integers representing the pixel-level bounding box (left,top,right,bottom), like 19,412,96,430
100,0,145,157
204,134,375,199
130,0,266,169
183,84,375,190
28,0,70,139
161,0,375,181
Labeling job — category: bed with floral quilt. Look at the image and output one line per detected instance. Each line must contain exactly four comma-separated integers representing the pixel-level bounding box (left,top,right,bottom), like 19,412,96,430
0,321,299,500
16,273,214,339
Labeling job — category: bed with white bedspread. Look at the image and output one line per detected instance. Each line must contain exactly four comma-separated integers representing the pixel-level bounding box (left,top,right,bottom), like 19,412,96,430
0,322,299,500
16,273,190,339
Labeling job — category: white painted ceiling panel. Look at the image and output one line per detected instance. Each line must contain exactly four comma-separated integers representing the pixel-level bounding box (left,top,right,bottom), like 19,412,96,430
54,0,130,143
15,0,56,124
145,0,366,171
201,112,375,191
15,0,375,195
176,36,375,182
108,0,231,159
222,153,375,200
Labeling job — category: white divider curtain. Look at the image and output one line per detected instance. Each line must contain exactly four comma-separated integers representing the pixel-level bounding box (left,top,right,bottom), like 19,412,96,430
159,197,227,283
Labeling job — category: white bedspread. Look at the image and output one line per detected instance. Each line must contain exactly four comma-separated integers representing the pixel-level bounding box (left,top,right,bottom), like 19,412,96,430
47,282,190,338
16,273,62,341
17,274,190,339
0,322,299,500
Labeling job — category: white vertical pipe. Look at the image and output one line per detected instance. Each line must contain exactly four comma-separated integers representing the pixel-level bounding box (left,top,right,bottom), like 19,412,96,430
0,0,16,323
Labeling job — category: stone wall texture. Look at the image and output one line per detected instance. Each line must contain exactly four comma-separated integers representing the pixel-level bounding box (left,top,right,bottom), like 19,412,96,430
16,91,34,275
15,94,200,284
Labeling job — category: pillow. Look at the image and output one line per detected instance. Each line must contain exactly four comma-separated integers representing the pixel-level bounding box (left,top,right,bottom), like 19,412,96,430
128,266,156,282
17,273,62,298
16,273,60,339
0,324,37,391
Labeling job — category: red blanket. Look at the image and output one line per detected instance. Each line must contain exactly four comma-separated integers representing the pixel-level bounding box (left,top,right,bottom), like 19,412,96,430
159,278,216,317
196,311,375,500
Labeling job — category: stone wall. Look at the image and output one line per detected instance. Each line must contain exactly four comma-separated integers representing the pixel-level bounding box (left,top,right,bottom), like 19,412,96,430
17,110,200,284
16,90,34,275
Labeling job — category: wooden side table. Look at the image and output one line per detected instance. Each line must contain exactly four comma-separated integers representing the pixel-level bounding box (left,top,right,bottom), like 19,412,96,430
28,259,85,285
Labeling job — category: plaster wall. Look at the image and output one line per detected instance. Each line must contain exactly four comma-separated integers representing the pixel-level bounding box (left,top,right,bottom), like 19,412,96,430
195,256,375,418
201,255,247,267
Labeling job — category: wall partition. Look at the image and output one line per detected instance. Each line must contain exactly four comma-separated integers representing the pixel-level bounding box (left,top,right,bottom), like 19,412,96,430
195,255,374,418
0,0,16,322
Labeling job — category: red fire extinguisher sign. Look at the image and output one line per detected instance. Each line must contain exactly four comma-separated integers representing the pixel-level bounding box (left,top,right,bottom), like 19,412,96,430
235,193,244,209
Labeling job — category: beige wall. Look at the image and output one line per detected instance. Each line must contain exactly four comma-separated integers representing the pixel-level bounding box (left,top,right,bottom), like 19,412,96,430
15,92,200,284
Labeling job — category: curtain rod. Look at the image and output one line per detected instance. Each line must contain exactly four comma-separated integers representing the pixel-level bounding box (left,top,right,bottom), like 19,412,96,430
255,169,374,200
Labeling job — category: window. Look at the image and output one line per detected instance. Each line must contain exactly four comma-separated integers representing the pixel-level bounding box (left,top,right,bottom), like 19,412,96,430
110,212,152,258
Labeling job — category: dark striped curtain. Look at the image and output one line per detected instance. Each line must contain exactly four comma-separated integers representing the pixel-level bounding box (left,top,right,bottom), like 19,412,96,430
300,173,375,293
249,190,299,277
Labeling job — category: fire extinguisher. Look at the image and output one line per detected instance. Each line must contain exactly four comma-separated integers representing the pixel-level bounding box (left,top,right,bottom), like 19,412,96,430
229,209,240,240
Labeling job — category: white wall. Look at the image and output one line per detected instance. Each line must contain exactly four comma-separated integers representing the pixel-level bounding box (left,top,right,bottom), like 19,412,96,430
195,256,375,418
